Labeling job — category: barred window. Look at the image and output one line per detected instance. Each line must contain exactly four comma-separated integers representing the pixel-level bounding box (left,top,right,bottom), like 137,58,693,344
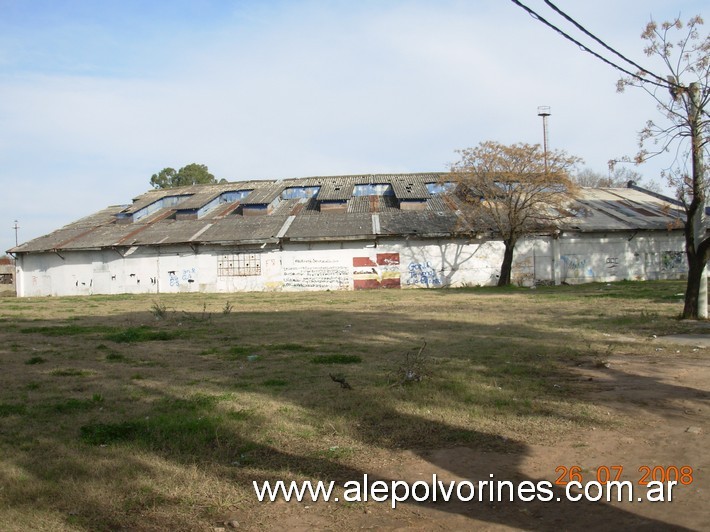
218,253,261,277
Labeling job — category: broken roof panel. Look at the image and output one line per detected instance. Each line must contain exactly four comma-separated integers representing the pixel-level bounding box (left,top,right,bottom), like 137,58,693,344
317,177,358,201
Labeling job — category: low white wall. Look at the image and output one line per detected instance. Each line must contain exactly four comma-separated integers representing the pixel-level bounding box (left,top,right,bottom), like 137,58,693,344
14,231,688,297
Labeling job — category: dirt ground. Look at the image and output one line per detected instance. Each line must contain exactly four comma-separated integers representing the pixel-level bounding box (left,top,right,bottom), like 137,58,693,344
241,343,709,531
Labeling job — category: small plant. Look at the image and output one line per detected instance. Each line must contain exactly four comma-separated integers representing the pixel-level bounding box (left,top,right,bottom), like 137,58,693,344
150,301,168,320
329,373,352,389
222,301,234,315
390,341,429,386
25,356,46,365
182,302,212,323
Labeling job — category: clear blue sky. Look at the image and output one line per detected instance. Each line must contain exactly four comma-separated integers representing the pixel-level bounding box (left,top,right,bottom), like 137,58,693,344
1,0,706,254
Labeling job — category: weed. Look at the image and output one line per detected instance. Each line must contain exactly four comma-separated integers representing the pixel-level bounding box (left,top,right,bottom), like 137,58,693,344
311,354,362,364
0,403,26,417
25,356,46,365
48,398,99,414
222,301,234,314
150,301,169,320
182,302,211,323
227,345,253,358
80,421,141,445
390,342,429,386
329,373,352,389
266,343,314,352
80,395,224,453
50,368,91,377
105,326,179,343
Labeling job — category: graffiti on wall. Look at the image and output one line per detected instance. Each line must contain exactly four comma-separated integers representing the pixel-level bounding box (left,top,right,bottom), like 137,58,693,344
167,267,198,287
561,255,591,280
406,261,441,288
283,257,350,290
661,251,685,272
353,253,401,289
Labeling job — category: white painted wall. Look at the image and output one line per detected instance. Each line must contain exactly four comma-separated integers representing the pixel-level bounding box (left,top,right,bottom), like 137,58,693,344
14,231,688,297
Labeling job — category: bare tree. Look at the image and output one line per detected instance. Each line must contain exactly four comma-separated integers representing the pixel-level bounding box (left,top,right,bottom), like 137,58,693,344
573,166,660,191
617,16,709,318
449,141,581,286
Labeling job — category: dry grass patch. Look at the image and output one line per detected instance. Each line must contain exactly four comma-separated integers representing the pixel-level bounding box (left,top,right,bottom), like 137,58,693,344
0,280,696,529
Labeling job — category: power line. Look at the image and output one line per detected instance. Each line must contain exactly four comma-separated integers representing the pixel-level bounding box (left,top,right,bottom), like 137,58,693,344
541,0,675,88
509,0,673,91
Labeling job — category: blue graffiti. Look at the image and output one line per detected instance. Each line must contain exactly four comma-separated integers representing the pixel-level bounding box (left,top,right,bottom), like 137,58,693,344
407,262,441,287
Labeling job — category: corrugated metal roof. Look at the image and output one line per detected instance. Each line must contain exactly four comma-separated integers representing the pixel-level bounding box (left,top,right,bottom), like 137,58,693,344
317,177,358,201
240,181,283,205
568,188,683,232
286,213,374,240
8,177,685,254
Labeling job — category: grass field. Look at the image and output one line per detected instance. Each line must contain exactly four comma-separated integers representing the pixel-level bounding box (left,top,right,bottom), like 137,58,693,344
0,281,702,530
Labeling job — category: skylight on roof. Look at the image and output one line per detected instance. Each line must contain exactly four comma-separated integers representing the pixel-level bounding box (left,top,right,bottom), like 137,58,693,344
132,194,192,222
353,183,394,196
426,182,455,195
281,186,321,200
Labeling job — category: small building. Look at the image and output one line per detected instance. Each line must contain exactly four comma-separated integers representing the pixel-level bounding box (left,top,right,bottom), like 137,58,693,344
7,174,687,297
0,257,16,296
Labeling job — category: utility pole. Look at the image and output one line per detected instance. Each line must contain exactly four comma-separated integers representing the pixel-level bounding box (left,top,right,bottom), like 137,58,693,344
12,220,19,247
689,82,707,318
538,106,551,174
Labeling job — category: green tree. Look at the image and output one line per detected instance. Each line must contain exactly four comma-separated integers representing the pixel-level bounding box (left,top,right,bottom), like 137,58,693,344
150,163,225,189
617,16,709,318
449,141,581,286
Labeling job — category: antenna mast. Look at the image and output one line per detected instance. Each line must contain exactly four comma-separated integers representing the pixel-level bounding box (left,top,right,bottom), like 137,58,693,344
13,220,19,247
537,106,551,174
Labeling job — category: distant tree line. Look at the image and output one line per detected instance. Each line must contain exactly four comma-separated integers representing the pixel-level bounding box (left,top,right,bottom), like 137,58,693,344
573,165,660,191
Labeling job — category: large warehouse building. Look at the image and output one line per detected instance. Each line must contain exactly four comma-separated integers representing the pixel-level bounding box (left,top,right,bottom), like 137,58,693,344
8,173,688,297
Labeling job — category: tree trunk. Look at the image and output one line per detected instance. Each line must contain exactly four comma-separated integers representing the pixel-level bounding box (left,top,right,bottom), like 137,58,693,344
497,240,515,286
683,259,703,319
